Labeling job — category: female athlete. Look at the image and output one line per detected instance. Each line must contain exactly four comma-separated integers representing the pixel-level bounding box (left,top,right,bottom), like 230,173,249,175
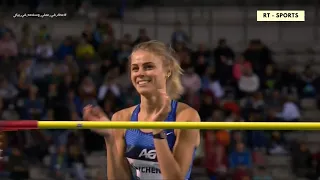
83,40,200,180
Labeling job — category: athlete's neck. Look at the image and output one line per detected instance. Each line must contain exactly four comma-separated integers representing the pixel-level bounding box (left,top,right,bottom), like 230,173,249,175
140,95,171,115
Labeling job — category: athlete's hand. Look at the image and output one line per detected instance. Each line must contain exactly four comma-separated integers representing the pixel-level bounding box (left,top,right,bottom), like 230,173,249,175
83,105,112,138
150,90,171,134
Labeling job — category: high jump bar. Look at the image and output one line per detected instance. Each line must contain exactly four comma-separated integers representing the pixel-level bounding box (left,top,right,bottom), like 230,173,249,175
1,121,320,130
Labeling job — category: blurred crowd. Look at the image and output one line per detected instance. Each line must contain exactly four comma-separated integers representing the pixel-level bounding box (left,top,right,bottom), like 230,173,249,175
0,9,320,180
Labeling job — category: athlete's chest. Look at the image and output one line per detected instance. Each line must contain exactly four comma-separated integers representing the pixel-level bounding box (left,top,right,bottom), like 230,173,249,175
125,130,176,180
124,129,176,161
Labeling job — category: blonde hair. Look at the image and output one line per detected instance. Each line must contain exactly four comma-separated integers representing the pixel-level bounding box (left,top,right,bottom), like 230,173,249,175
131,40,184,100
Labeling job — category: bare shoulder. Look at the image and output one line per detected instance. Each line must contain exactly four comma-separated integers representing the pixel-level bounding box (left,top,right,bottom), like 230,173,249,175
110,106,138,138
175,102,201,123
111,105,138,121
175,102,200,146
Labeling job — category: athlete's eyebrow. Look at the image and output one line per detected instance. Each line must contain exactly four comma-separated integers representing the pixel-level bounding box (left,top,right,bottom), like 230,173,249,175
131,62,155,66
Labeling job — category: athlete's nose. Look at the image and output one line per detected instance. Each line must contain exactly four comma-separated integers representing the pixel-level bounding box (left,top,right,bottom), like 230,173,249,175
136,68,146,77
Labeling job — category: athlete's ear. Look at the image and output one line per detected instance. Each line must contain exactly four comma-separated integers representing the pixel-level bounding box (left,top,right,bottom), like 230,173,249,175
166,70,171,78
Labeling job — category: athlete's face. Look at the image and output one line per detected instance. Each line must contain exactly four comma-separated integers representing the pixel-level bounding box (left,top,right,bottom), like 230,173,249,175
130,50,167,96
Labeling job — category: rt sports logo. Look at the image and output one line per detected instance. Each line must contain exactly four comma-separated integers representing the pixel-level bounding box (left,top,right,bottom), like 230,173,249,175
256,10,305,22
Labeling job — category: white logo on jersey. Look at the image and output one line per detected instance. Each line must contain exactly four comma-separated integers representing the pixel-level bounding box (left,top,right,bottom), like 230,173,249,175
166,132,173,136
138,149,157,160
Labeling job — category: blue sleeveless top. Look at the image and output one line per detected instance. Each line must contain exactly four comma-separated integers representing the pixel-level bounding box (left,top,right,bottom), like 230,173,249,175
124,100,195,180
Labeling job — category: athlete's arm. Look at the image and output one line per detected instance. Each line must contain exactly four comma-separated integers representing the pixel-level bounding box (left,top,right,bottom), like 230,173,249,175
106,110,131,180
153,106,200,180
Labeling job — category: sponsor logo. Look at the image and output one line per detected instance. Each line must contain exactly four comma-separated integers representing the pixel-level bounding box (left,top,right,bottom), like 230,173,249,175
138,149,157,160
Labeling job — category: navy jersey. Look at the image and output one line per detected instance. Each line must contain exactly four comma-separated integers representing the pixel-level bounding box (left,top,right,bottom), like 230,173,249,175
124,100,195,179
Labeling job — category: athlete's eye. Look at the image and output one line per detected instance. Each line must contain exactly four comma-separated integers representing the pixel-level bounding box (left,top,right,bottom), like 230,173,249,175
145,65,154,70
132,67,138,71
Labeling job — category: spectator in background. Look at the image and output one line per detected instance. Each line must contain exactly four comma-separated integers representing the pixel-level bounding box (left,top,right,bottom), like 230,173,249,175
261,64,280,94
50,146,68,180
98,37,115,60
215,129,231,148
181,66,201,109
19,23,34,56
82,22,99,49
12,63,32,99
46,83,60,111
98,75,121,102
193,44,211,66
204,131,228,180
95,170,105,180
35,38,54,60
243,39,273,75
200,66,213,90
117,43,131,67
268,131,287,155
76,37,96,59
224,102,243,122
68,144,87,180
203,69,225,101
0,32,18,57
193,133,205,166
240,92,264,112
36,24,50,41
229,142,252,171
7,148,29,180
253,166,272,180
66,90,82,116
56,36,74,60
64,55,80,79
281,66,301,97
95,16,114,41
20,58,36,82
0,76,18,101
0,98,7,119
58,74,77,99
277,96,300,122
0,131,8,177
266,109,283,122
300,65,317,98
102,96,118,117
292,142,316,179
194,55,209,77
114,64,132,91
78,76,97,105
199,92,216,121
213,38,235,62
181,66,201,93
171,21,189,47
133,28,150,45
213,38,234,85
312,149,320,179
47,66,63,84
78,0,90,17
0,20,13,38
238,65,260,97
230,131,246,152
121,33,133,46
175,43,189,65
233,55,251,81
265,90,282,112
21,85,45,120
180,51,192,70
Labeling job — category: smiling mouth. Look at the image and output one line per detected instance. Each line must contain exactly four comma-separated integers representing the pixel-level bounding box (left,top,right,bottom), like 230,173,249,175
137,80,151,85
